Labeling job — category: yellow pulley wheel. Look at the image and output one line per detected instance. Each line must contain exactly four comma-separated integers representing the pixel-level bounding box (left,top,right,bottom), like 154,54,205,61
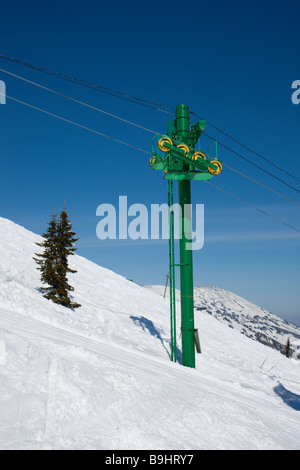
192,152,206,161
177,144,190,156
158,136,173,152
208,160,222,175
149,157,153,167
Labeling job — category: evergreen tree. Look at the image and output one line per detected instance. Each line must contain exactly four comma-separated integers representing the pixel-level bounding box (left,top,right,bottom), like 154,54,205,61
284,337,291,358
33,208,81,309
33,212,61,303
55,208,81,309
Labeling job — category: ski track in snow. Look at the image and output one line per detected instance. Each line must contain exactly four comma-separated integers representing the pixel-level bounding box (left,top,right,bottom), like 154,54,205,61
0,307,299,450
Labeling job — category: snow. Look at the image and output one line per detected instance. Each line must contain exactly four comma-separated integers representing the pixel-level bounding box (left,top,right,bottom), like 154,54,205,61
0,216,299,450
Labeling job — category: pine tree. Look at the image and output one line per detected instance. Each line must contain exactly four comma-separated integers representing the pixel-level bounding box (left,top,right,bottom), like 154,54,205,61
33,208,81,309
284,338,291,358
55,208,81,309
33,212,61,303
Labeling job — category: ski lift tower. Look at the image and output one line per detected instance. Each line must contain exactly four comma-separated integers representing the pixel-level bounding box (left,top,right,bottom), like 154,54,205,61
150,104,222,368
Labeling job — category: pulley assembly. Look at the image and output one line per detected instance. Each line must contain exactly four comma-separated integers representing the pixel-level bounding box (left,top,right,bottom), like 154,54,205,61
151,134,222,180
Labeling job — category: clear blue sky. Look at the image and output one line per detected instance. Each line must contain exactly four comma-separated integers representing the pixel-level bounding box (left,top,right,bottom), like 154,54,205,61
0,0,299,325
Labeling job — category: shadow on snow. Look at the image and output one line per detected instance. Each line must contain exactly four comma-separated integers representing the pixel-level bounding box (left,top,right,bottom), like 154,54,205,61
273,382,300,411
130,315,182,364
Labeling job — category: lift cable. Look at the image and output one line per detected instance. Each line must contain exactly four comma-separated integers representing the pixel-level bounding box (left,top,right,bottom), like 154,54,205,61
190,110,300,184
0,53,174,115
2,92,300,235
221,162,300,206
205,180,300,233
204,131,300,194
0,68,157,135
1,67,299,208
3,93,150,155
1,54,298,189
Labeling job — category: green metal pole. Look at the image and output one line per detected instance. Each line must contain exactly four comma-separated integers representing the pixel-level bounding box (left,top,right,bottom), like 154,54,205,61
175,104,195,368
168,179,177,362
170,179,177,362
168,179,174,361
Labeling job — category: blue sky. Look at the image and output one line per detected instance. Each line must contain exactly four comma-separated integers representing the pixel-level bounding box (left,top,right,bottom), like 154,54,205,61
0,0,299,325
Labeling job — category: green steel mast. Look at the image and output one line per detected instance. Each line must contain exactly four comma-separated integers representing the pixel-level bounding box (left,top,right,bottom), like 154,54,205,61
150,104,222,368
176,104,195,368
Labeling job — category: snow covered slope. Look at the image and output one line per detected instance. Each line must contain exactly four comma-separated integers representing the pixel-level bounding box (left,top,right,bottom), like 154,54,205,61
0,217,299,450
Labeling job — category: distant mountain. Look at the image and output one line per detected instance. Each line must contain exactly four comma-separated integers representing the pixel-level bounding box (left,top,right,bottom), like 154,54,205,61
193,287,300,359
145,285,300,359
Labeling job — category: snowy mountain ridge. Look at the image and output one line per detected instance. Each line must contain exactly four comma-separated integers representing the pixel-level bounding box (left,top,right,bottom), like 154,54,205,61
0,216,299,450
194,286,300,358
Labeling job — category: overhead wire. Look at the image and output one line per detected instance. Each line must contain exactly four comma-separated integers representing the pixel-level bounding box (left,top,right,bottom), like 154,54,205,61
204,131,300,194
221,162,300,206
0,53,174,115
0,68,157,135
2,93,151,155
1,53,299,192
1,90,299,235
205,180,300,233
1,66,299,208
